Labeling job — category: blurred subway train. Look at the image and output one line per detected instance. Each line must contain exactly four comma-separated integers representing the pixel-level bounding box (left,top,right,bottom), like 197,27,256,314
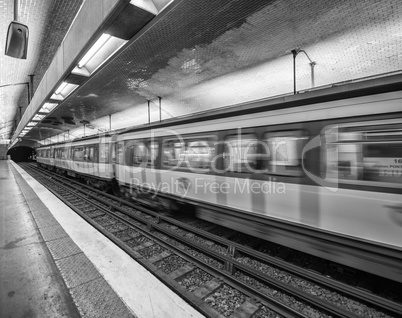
36,84,402,281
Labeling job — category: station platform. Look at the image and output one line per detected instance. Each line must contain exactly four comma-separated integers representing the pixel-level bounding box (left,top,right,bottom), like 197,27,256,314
0,160,205,318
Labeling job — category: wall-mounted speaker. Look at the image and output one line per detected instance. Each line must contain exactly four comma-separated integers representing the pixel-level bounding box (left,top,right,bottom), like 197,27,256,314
5,21,29,59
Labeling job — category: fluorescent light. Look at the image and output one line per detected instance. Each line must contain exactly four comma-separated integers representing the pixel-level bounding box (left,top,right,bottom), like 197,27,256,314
51,82,79,100
72,33,127,77
27,121,38,127
130,0,158,14
33,114,46,121
39,102,58,114
55,82,68,95
78,34,111,68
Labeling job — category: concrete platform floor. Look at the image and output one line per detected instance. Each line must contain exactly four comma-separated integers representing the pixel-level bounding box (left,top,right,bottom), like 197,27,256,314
1,160,205,318
0,161,81,317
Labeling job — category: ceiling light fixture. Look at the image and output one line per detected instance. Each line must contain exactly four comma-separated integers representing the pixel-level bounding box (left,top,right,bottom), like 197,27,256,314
55,82,68,95
72,33,127,77
38,102,58,114
51,82,79,100
27,121,38,127
33,114,46,121
78,33,111,68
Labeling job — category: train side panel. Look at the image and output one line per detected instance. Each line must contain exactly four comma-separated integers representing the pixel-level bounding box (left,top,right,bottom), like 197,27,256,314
319,188,401,247
114,91,402,250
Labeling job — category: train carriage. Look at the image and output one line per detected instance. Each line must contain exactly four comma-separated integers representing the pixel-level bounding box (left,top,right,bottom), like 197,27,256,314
36,135,115,191
36,145,54,169
114,89,402,256
35,82,402,281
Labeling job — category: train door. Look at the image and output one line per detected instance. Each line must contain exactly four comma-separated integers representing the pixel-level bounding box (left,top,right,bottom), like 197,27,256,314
83,145,98,177
120,139,147,197
143,139,159,192
49,146,54,167
220,130,308,224
98,137,112,180
158,135,218,204
219,132,261,213
319,120,402,247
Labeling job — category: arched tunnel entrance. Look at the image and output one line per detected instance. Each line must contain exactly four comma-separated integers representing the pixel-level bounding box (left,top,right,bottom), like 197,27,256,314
7,146,36,162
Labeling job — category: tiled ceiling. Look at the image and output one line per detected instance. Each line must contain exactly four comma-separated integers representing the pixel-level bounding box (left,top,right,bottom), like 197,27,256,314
2,0,402,143
0,0,83,140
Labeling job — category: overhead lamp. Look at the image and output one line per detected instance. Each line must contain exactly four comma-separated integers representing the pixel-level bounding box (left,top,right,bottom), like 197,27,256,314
290,48,316,94
78,33,111,68
129,0,158,14
27,121,38,127
38,102,58,114
51,82,79,100
72,33,127,77
55,82,68,95
33,114,46,121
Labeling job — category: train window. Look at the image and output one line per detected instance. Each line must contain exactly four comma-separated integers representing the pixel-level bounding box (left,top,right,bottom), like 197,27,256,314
111,144,117,163
146,141,158,167
93,147,99,163
162,136,216,169
133,143,146,165
73,147,84,161
162,139,183,167
61,148,67,159
84,146,95,161
323,121,402,185
124,140,147,166
99,143,109,163
116,142,125,164
84,147,88,160
264,131,307,176
223,134,258,173
186,139,215,169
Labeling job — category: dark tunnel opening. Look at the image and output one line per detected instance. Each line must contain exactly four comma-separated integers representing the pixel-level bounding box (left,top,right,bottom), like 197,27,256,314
7,146,36,162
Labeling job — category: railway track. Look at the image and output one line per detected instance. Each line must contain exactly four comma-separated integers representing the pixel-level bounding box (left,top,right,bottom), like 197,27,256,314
20,163,402,318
